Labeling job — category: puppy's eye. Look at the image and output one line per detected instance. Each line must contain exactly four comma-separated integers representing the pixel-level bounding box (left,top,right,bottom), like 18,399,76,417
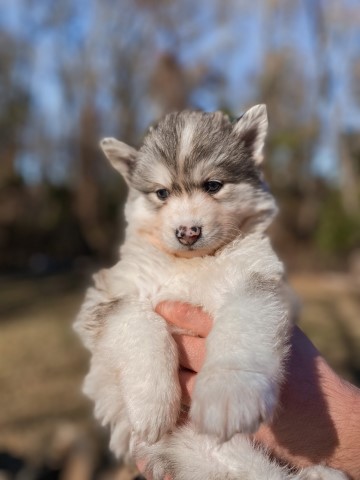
156,189,170,200
204,181,223,194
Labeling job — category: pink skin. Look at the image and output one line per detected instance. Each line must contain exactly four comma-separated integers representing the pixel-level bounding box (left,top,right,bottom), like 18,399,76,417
137,302,360,480
176,225,202,246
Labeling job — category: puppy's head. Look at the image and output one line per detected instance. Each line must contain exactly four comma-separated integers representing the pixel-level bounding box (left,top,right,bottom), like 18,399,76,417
101,105,277,258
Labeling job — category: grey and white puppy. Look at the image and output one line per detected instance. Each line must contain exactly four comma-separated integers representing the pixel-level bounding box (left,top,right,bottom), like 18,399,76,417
74,106,346,480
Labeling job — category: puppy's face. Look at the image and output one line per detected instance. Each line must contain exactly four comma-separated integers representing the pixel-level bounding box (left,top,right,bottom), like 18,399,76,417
101,105,277,258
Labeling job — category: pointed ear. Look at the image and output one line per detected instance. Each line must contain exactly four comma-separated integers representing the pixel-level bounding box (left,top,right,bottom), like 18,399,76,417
233,104,268,165
100,137,137,181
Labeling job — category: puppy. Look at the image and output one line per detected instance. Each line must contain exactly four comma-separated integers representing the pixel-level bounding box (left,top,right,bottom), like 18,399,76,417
74,105,346,480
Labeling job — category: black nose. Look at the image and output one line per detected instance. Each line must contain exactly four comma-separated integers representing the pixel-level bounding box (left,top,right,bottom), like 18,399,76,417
175,225,202,246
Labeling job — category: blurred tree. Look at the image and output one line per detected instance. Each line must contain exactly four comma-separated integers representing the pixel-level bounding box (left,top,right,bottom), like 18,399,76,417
339,132,360,216
0,31,30,187
304,0,360,216
1,0,360,270
150,53,189,113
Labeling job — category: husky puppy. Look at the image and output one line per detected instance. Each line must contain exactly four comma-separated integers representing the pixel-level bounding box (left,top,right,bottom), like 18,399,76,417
74,106,346,480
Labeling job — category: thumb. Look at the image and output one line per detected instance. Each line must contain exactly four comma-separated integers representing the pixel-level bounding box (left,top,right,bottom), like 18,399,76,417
155,301,212,338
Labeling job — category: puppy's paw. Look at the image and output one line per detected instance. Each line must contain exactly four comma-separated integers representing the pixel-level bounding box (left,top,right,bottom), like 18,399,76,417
190,368,277,440
132,436,169,480
295,466,348,480
127,384,181,444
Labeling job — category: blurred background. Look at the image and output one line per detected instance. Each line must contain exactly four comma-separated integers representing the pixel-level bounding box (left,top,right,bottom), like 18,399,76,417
1,0,360,479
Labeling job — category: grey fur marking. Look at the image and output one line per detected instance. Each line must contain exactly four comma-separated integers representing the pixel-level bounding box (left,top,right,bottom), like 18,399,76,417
130,110,264,194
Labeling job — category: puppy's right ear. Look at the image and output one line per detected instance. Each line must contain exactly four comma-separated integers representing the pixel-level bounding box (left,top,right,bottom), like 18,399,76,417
100,137,137,181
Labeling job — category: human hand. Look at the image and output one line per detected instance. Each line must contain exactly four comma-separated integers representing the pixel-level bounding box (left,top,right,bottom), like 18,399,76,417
153,301,360,480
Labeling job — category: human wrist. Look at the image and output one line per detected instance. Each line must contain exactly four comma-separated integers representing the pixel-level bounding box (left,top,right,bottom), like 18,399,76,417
327,372,360,479
255,354,360,479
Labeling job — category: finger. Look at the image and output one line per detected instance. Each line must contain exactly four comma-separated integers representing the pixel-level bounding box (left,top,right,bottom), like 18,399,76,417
156,301,212,338
136,460,151,479
179,368,197,406
136,460,172,480
173,334,206,373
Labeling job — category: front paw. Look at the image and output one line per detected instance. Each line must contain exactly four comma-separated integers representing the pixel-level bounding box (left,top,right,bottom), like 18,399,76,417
190,367,278,440
295,466,348,480
127,382,181,444
132,437,169,480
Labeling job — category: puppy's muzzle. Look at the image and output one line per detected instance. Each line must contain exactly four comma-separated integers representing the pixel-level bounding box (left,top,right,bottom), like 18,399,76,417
175,225,202,246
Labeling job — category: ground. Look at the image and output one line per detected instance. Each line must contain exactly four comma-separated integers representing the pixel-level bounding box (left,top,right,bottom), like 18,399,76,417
0,271,359,478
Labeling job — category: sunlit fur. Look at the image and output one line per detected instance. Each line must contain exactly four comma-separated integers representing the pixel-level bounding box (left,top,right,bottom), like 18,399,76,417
74,106,347,480
121,108,276,258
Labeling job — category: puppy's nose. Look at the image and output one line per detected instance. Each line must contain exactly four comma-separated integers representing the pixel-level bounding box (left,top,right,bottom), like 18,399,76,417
175,225,202,246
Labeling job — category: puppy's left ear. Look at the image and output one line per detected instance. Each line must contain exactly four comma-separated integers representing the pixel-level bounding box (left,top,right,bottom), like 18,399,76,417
100,137,137,182
233,104,268,165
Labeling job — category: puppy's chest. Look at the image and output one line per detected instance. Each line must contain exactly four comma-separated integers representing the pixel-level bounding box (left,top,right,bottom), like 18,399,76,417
119,247,245,313
148,258,224,309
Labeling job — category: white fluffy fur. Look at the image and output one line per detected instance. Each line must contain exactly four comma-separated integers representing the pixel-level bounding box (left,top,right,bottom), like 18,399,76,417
74,107,347,480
